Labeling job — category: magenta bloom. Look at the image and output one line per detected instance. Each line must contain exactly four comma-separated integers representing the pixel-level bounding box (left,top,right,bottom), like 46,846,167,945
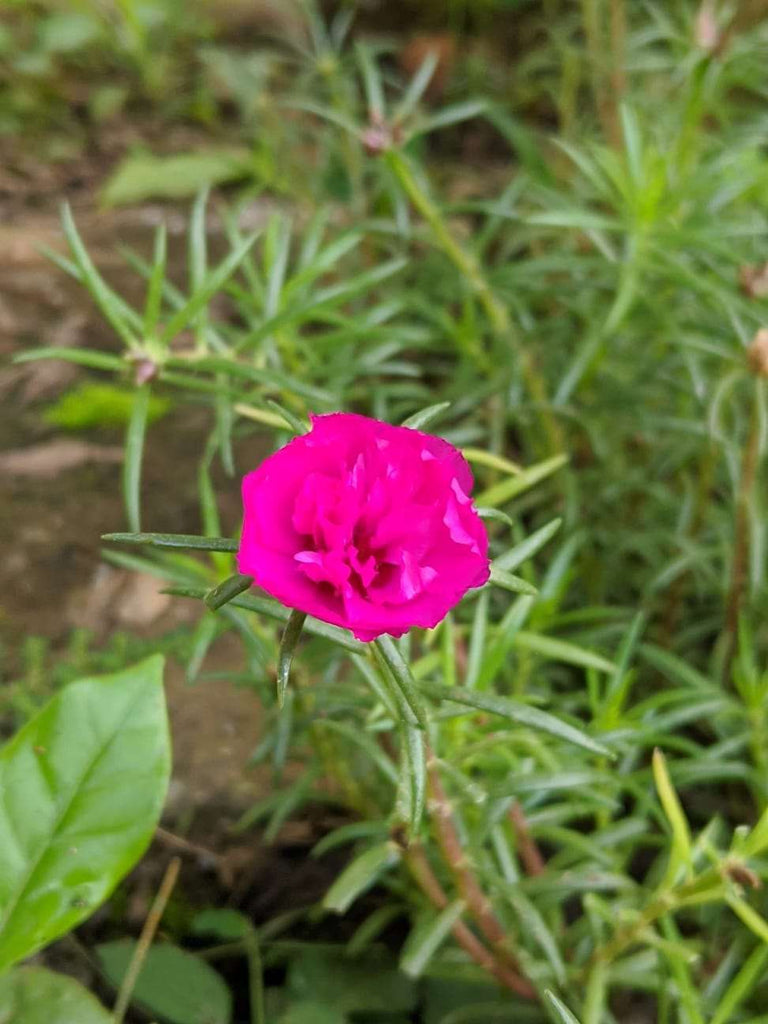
237,413,490,642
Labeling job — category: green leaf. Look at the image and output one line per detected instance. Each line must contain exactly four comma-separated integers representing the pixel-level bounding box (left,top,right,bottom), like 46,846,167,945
144,222,167,335
725,893,768,946
103,531,239,552
400,900,465,978
286,947,416,1014
394,49,439,123
401,401,451,431
13,347,124,373
476,506,516,529
711,944,768,1024
277,610,307,708
0,657,169,971
374,637,429,730
124,386,151,533
513,631,616,674
101,149,253,206
653,748,692,886
61,203,136,348
38,12,101,54
488,565,539,597
412,99,490,139
476,454,568,507
400,723,426,835
160,231,259,345
279,1003,347,1024
0,967,111,1023
494,518,562,573
266,399,309,436
323,842,402,914
168,586,364,653
205,573,255,611
545,991,583,1024
417,681,613,757
191,908,252,941
97,940,232,1024
44,383,170,431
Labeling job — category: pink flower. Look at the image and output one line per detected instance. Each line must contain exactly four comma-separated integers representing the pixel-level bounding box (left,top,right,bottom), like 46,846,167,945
237,412,490,642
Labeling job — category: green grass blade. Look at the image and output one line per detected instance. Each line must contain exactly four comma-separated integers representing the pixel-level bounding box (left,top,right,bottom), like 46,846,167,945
375,636,429,731
102,532,239,552
418,681,613,757
277,610,307,709
205,573,255,611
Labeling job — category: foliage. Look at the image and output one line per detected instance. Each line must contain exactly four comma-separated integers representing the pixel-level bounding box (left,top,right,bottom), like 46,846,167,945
0,658,170,1014
43,382,170,431
7,0,768,1021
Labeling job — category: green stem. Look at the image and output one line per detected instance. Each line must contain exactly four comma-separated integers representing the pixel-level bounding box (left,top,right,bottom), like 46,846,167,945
592,868,724,965
384,149,564,456
722,380,763,678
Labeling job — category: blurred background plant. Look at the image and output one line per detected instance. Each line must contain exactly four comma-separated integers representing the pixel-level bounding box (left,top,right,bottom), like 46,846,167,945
3,0,768,1021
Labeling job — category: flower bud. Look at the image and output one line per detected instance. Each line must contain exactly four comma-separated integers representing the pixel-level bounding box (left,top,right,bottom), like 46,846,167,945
694,0,721,53
739,262,768,299
747,328,768,378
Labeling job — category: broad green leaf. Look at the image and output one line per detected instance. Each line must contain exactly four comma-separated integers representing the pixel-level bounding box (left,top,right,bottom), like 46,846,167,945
279,1003,347,1024
38,12,101,53
97,940,232,1024
0,657,169,971
44,382,170,431
191,908,251,941
286,947,417,1014
400,900,465,978
0,967,111,1024
324,842,402,914
418,680,613,757
101,149,252,206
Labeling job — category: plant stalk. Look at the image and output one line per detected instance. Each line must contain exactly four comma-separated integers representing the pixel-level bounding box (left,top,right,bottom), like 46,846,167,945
384,148,564,456
426,754,536,996
403,841,536,999
723,381,762,676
